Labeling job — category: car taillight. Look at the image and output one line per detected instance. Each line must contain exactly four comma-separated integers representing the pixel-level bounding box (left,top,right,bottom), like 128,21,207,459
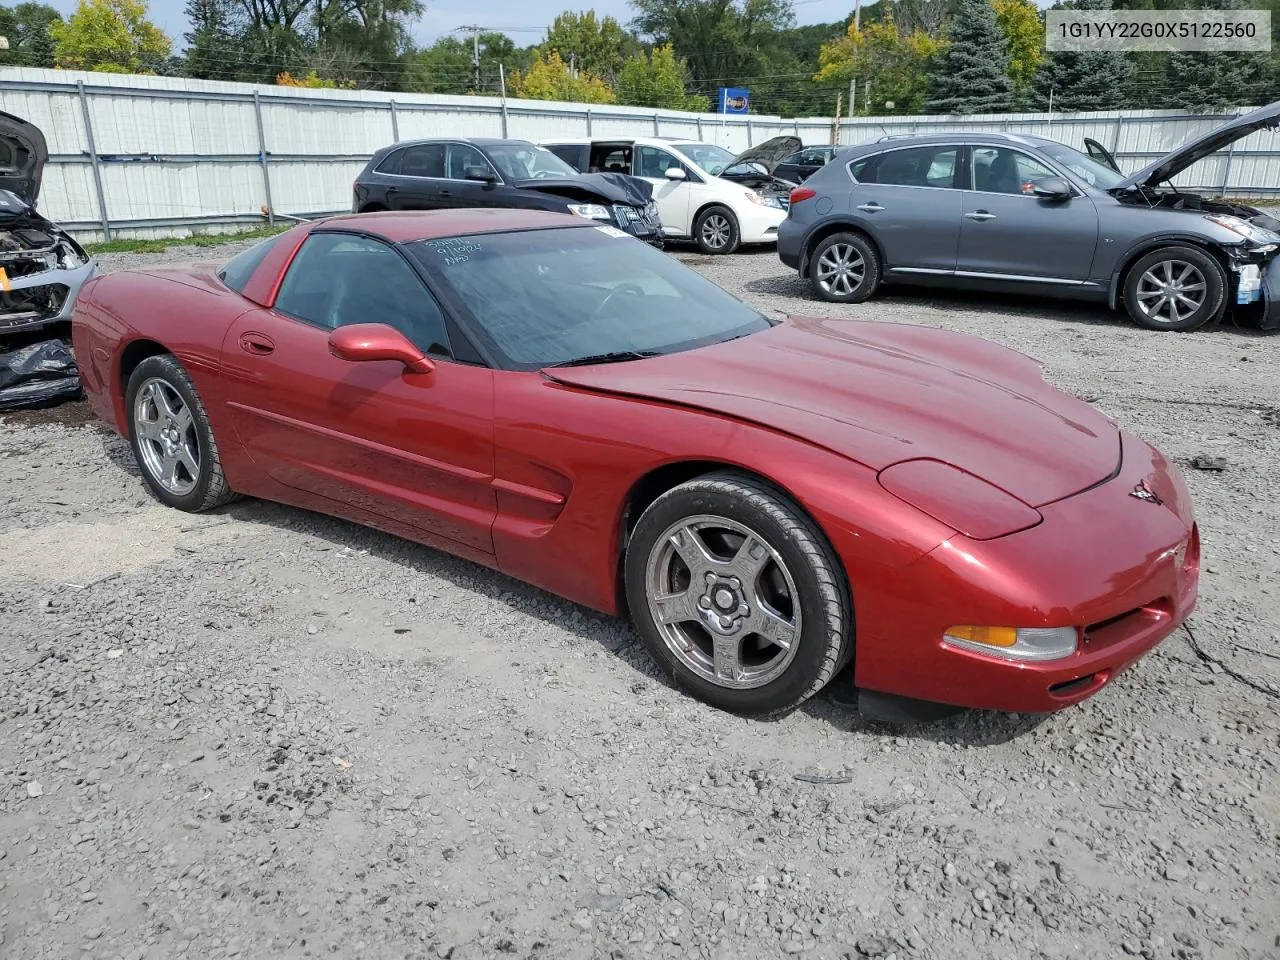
790,187,816,205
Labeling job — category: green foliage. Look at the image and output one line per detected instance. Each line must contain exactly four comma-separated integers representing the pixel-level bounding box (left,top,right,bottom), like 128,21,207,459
0,2,62,67
991,0,1043,94
925,0,1015,114
541,10,639,80
50,0,171,73
815,12,946,114
617,43,709,110
1157,0,1274,111
510,49,616,103
1032,0,1134,111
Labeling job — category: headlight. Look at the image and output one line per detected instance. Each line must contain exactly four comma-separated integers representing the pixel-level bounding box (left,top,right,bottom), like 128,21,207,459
877,459,1042,540
1203,214,1280,246
745,190,764,206
568,203,612,221
763,196,786,210
943,625,1079,662
645,201,659,219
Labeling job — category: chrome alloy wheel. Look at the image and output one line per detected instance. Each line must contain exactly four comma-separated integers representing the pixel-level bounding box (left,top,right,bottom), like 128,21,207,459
133,377,200,496
644,514,802,689
700,214,732,250
815,243,866,298
1135,259,1207,325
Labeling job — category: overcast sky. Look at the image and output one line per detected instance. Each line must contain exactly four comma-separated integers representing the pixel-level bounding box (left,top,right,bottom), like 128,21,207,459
40,0,861,48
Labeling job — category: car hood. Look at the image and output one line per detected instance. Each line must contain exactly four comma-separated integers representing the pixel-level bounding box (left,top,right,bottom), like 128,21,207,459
1114,99,1280,190
727,135,802,174
0,110,47,209
545,318,1120,509
512,172,653,206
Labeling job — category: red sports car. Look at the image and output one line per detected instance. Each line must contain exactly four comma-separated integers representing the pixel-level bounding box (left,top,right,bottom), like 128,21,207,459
72,209,1199,719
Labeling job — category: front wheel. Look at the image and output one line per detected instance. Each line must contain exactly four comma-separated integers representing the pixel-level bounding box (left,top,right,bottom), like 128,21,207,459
126,354,235,512
809,232,881,303
694,206,741,255
624,472,851,716
1123,245,1225,332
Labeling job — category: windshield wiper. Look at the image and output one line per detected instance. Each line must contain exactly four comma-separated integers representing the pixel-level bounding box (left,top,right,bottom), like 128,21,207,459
547,350,663,368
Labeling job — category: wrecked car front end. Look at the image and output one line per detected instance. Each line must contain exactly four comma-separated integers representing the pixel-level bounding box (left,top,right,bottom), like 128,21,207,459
0,194,98,334
515,173,664,246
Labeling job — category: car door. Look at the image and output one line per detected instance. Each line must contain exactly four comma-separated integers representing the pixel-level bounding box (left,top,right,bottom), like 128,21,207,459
219,230,497,557
851,144,964,273
634,144,693,237
957,145,1100,282
441,142,506,208
384,143,449,210
1083,137,1121,173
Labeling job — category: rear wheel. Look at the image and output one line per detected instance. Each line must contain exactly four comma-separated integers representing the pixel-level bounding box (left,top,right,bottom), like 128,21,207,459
809,232,881,303
624,471,851,717
126,354,235,512
694,206,741,255
1123,245,1225,332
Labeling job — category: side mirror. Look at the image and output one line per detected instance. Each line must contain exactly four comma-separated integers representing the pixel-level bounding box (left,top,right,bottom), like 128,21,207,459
464,165,497,184
1031,177,1072,200
664,167,687,181
328,323,434,375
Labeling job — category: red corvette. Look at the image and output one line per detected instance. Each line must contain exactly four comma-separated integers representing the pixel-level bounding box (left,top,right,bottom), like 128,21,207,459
72,209,1199,718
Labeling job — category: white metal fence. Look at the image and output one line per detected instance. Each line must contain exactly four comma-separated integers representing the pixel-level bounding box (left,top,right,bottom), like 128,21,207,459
1,66,1277,242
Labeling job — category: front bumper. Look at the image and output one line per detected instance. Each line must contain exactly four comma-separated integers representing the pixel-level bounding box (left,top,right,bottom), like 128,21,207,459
738,204,787,245
847,430,1199,713
1,259,100,334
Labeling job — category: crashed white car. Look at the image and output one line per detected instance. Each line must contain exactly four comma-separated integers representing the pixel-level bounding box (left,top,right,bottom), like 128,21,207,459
1,110,98,335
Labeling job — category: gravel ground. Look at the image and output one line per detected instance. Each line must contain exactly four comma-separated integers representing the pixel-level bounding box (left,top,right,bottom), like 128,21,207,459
2,236,1279,960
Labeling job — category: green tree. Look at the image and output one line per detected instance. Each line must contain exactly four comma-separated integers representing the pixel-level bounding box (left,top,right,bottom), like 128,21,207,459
50,0,172,72
510,49,616,102
925,0,1014,114
1157,0,1273,110
541,10,639,80
0,2,63,67
182,0,244,80
992,0,1043,95
1032,0,1133,110
630,0,795,90
617,43,708,109
815,12,946,114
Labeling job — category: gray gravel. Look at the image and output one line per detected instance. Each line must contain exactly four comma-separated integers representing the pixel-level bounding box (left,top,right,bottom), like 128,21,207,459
2,237,1279,960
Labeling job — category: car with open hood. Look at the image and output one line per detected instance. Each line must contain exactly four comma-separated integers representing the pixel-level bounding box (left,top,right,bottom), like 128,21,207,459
713,135,805,206
73,208,1198,721
540,136,788,254
778,100,1280,332
0,110,98,335
353,138,662,244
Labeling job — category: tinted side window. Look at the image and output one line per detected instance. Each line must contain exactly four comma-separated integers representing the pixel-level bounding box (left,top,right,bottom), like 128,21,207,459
871,146,959,189
637,146,681,178
546,143,584,169
274,233,452,357
779,151,803,165
972,147,1060,195
374,149,403,175
848,155,876,182
802,148,830,164
399,144,446,178
218,232,288,294
446,143,493,180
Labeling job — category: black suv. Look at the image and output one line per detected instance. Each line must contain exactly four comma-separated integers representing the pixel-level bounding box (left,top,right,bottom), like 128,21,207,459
352,138,662,244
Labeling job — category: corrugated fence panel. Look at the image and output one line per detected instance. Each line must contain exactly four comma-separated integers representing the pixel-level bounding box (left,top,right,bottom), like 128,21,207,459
1,67,1275,240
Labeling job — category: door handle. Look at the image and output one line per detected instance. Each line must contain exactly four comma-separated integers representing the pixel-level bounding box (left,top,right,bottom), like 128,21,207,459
965,210,997,221
238,332,275,355
856,202,884,213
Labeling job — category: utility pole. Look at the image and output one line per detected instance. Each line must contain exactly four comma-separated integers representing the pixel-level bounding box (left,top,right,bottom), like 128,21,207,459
460,24,484,91
832,92,843,145
854,0,862,29
849,77,856,116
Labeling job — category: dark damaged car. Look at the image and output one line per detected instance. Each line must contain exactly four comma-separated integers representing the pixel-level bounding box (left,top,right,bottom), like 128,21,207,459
353,138,662,244
780,100,1280,331
1,111,98,334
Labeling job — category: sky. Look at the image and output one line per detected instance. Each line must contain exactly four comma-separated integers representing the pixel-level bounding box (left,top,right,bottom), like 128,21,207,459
40,0,862,49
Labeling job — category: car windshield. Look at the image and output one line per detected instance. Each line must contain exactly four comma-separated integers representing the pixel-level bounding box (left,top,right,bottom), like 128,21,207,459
675,142,737,176
1038,143,1127,190
485,144,579,180
408,226,773,370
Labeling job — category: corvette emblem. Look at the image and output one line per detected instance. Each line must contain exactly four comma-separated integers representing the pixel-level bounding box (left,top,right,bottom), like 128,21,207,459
1129,479,1163,505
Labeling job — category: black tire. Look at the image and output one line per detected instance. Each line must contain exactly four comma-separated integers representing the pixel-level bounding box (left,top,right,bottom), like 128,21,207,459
125,354,236,512
624,471,852,717
1122,245,1225,332
694,205,741,255
808,231,881,303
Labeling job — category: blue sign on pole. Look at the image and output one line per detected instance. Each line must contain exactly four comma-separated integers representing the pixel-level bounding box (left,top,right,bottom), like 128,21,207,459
717,87,750,114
